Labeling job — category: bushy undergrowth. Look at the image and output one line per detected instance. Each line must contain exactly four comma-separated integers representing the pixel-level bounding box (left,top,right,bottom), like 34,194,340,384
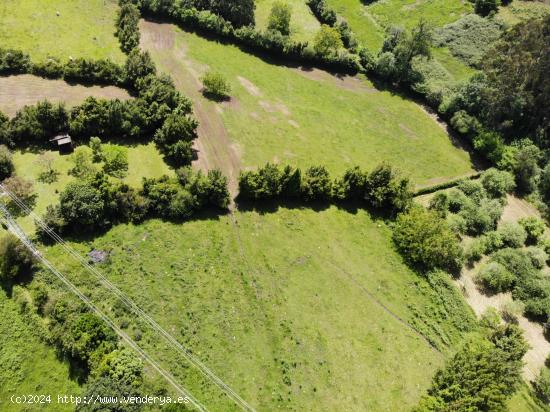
433,14,503,67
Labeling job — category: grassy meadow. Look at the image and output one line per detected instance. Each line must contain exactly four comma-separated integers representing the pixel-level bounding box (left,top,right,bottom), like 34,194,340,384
255,0,321,42
0,289,80,411
35,205,477,410
0,0,125,63
12,143,172,232
326,0,475,81
142,22,475,187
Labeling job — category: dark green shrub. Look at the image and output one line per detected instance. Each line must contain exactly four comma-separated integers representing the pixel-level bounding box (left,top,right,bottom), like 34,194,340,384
302,165,332,201
201,71,231,99
393,207,464,274
0,234,35,282
497,222,527,248
518,217,545,245
116,2,141,53
428,192,449,216
480,168,515,199
477,262,514,293
59,181,106,228
534,367,550,404
0,145,14,180
474,0,501,17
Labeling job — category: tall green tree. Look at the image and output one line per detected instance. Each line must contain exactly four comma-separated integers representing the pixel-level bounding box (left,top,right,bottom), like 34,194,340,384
268,1,292,35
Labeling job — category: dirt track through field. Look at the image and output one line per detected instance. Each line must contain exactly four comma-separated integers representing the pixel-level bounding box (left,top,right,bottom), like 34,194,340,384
139,20,241,198
0,74,131,117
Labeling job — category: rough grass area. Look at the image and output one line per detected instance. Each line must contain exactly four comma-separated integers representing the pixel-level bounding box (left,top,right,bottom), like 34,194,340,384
367,0,472,31
37,206,476,410
508,384,547,412
12,143,171,232
497,0,550,25
141,22,475,186
434,14,503,68
0,75,131,117
0,0,125,63
325,0,474,82
0,290,80,411
255,0,321,42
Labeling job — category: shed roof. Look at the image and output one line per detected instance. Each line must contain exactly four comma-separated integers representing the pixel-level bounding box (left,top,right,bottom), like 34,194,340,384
57,137,72,146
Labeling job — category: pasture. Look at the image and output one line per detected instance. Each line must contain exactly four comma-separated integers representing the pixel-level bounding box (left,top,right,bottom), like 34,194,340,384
255,0,321,42
0,0,125,63
0,289,80,411
326,0,474,81
0,75,131,117
37,206,476,410
141,21,476,187
12,143,171,232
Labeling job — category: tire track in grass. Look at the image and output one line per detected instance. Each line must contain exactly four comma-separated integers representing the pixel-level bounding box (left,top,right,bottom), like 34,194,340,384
139,20,241,198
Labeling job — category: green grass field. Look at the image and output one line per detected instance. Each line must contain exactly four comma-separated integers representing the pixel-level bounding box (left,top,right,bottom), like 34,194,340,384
497,0,550,25
35,205,476,410
143,22,475,186
0,289,80,411
255,0,321,42
0,0,125,63
326,0,474,81
12,143,172,231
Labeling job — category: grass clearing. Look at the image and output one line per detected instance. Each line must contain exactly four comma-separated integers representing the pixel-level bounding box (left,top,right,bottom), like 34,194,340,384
497,0,550,26
12,143,171,232
0,75,131,117
0,289,80,411
326,0,475,82
255,0,321,42
37,205,476,410
141,22,475,186
0,0,125,63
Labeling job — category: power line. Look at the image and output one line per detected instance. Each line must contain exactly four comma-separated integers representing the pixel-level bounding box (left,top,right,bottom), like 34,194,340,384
0,204,207,412
0,184,255,412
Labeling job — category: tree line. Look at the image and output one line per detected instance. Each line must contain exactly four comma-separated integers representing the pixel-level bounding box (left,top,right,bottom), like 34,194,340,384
238,162,412,214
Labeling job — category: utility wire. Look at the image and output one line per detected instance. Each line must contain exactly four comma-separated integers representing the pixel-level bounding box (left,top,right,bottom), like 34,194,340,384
0,184,255,412
0,204,207,412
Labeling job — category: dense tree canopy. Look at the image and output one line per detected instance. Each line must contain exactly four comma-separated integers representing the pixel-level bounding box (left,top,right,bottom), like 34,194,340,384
393,207,464,273
482,15,550,144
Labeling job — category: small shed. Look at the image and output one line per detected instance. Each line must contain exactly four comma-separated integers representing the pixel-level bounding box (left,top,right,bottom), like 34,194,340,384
50,134,73,154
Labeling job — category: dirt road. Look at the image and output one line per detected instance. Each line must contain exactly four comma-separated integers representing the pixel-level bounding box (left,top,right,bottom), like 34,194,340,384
139,20,241,197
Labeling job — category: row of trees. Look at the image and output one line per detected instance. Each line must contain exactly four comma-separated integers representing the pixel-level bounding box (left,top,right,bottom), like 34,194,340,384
0,49,198,167
116,0,141,53
238,163,412,214
128,0,362,72
37,166,229,237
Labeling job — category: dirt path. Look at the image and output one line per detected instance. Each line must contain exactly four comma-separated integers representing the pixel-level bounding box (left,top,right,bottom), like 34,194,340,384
139,20,241,198
0,74,131,117
456,195,550,382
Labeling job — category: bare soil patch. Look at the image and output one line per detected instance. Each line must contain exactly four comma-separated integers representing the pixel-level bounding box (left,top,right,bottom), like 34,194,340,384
237,76,262,97
0,74,131,117
292,66,378,93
